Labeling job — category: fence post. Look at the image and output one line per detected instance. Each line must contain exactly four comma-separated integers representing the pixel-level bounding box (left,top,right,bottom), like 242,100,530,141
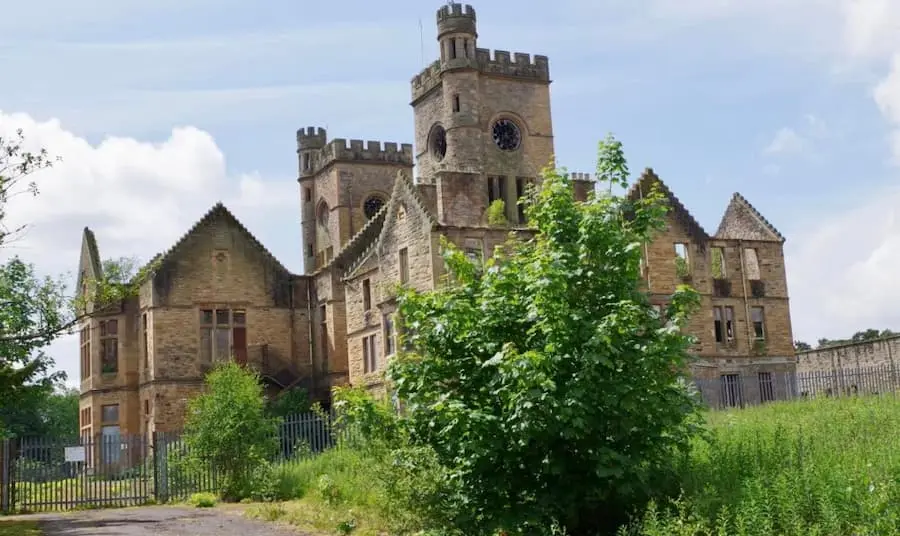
0,439,9,514
153,432,169,504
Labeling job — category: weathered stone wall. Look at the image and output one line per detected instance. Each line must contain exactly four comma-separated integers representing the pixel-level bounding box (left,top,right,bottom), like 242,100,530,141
797,337,900,373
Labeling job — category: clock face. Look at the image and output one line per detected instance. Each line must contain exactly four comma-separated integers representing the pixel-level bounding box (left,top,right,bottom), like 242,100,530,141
363,196,385,220
430,125,447,161
492,119,521,151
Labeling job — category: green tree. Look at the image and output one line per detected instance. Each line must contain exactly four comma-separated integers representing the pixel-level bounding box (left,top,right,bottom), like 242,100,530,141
794,341,811,351
266,387,311,418
0,130,151,426
388,134,703,535
183,362,278,501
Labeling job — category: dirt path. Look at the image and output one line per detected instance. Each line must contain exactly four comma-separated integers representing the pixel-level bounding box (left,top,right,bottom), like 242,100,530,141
30,505,305,536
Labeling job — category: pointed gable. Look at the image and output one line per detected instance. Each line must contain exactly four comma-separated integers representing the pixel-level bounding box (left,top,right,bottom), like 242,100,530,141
715,193,785,243
144,202,294,279
627,168,709,244
340,170,437,279
76,227,103,297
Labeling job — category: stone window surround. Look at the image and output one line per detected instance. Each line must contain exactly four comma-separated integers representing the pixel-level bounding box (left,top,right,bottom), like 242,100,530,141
99,319,119,375
750,306,766,341
79,324,91,380
363,333,378,373
198,307,247,365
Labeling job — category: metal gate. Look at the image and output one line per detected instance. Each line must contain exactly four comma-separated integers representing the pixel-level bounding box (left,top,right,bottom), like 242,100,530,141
2,433,155,512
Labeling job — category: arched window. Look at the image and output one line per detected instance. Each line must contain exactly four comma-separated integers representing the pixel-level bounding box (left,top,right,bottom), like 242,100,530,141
363,196,386,220
317,201,329,227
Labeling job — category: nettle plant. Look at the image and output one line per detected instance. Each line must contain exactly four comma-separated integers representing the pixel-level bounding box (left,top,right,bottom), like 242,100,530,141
387,134,703,536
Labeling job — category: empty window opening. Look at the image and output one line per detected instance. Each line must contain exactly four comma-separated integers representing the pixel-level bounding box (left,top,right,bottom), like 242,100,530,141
304,187,312,202
744,248,760,280
674,242,690,276
319,305,329,371
363,334,378,373
399,248,409,284
713,306,735,343
384,314,396,356
487,176,507,205
363,278,372,311
711,247,726,278
450,38,458,59
751,306,766,340
452,94,460,113
463,39,469,58
515,177,527,223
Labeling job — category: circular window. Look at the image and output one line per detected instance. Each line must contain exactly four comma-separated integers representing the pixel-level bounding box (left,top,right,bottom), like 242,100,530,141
363,196,385,220
430,125,447,161
492,118,521,151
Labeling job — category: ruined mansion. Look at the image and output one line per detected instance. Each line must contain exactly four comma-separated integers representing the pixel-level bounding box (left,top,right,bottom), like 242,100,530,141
75,3,796,440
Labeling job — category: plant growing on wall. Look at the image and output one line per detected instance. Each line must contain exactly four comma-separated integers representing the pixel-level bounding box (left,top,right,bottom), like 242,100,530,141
387,133,703,535
675,256,691,279
486,199,508,226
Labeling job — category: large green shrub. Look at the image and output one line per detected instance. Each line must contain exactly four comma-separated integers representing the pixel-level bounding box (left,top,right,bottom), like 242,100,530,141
182,362,278,501
387,135,703,535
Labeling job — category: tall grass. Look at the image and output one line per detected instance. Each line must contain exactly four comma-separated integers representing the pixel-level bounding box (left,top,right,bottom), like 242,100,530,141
623,395,900,535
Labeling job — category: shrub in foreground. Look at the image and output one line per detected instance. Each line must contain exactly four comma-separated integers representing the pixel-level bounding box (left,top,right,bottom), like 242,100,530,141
182,362,278,501
385,135,704,535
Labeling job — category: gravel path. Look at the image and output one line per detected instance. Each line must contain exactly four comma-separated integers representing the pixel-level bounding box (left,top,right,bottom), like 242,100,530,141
32,505,305,536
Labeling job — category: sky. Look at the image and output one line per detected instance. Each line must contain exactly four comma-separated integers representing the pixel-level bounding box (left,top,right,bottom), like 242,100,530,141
2,0,900,387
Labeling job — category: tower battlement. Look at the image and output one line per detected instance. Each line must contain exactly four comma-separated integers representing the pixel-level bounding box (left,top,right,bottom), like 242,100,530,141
306,138,413,175
437,3,477,38
569,172,594,182
296,126,328,151
410,48,550,102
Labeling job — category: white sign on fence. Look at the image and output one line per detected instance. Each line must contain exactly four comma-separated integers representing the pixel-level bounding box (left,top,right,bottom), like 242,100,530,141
64,446,85,463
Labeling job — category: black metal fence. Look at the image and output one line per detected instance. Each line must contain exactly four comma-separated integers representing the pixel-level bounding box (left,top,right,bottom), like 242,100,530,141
693,365,900,410
0,411,345,513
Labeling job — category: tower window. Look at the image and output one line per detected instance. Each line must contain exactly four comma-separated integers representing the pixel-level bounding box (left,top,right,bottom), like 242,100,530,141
363,196,386,220
450,38,458,59
463,39,469,58
317,201,329,227
492,119,522,151
304,187,312,202
452,94,460,113
430,124,447,161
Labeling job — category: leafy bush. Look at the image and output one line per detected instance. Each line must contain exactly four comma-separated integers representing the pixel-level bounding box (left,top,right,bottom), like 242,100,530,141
387,135,703,535
182,362,278,501
189,492,218,508
487,199,508,226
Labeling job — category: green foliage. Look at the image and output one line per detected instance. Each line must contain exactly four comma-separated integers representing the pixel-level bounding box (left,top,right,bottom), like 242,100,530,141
267,387,312,418
188,492,218,508
487,199,508,226
816,328,897,349
182,362,279,501
332,386,403,449
387,134,703,535
674,256,690,279
621,396,900,535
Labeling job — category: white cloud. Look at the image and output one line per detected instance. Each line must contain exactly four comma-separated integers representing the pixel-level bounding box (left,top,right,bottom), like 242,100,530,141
764,127,808,155
787,182,900,341
0,111,299,388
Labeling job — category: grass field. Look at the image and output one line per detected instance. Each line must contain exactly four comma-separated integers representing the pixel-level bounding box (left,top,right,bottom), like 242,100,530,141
0,519,42,535
246,395,900,535
625,395,900,535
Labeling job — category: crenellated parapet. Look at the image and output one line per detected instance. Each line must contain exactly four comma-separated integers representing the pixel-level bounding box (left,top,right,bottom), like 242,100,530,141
309,138,414,175
411,49,550,102
569,172,594,182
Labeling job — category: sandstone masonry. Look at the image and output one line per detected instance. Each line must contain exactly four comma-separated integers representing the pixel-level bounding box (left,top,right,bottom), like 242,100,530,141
78,2,798,437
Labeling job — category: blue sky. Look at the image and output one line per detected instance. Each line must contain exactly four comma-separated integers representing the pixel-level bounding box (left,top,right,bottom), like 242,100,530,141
3,0,900,386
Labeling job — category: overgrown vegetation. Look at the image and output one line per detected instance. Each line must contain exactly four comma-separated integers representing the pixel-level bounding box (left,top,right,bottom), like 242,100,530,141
181,363,279,501
486,198,508,225
621,395,900,535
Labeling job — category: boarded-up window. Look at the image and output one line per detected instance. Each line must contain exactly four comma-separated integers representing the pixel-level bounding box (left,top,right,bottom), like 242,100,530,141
384,314,396,356
744,248,760,280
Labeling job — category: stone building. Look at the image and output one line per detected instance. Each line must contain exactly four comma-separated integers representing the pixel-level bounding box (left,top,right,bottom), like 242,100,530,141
76,2,796,442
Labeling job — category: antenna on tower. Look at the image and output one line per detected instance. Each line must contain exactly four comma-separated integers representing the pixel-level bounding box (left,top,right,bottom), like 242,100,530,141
418,17,424,67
